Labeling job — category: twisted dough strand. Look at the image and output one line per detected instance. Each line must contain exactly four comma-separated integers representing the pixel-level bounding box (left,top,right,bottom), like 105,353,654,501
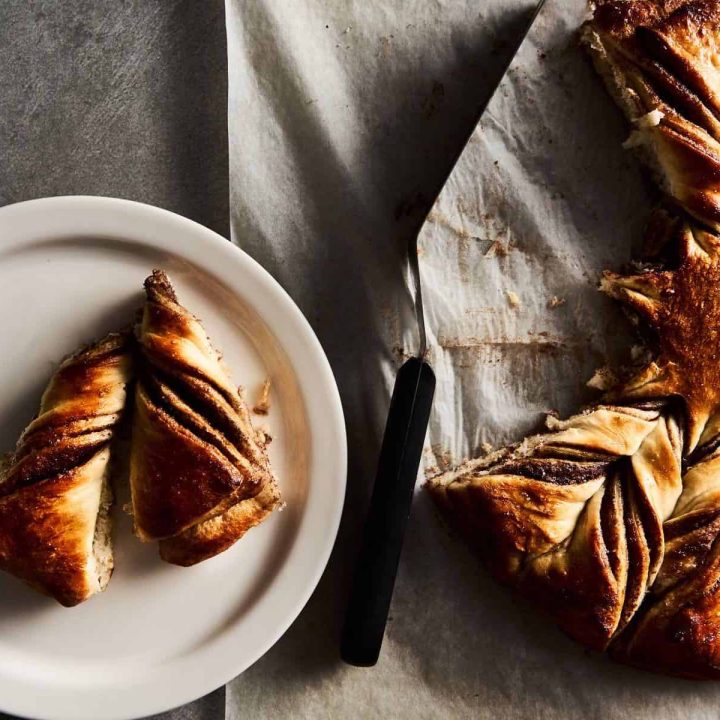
429,404,683,650
0,333,131,606
130,271,281,565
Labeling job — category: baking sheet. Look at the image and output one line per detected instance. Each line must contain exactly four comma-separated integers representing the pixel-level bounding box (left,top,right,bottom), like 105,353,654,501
225,0,720,717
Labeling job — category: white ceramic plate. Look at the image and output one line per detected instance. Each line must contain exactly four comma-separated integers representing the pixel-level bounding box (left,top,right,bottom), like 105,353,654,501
0,196,346,720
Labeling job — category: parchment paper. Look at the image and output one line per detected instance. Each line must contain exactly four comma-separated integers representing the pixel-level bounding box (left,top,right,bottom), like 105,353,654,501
225,0,720,717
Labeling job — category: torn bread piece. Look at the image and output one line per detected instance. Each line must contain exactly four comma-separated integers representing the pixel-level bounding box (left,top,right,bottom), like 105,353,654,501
253,379,272,415
130,270,282,566
0,332,132,606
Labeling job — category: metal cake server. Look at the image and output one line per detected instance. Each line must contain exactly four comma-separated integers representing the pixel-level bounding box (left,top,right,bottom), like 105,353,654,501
341,0,547,667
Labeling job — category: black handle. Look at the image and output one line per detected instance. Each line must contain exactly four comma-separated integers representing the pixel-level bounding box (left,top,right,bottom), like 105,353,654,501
340,356,436,666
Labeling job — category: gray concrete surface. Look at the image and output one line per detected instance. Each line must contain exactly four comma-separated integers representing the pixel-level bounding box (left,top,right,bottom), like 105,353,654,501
0,0,229,236
0,1,228,718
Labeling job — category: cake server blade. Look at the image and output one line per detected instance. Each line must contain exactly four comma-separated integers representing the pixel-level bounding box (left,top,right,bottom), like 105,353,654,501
340,0,547,667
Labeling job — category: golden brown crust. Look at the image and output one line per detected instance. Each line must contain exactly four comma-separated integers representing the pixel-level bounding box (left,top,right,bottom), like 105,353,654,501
428,405,683,650
429,0,720,680
431,397,720,677
603,222,720,450
131,384,255,539
0,451,110,607
158,473,282,566
584,0,720,230
0,333,131,606
130,271,281,562
611,450,720,678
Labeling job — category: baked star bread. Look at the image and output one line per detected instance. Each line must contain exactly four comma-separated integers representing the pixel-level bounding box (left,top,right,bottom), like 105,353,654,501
428,0,720,678
603,221,720,452
428,403,684,652
427,219,720,676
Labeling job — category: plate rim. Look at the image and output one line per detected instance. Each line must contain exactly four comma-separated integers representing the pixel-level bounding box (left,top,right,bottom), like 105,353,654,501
0,195,347,720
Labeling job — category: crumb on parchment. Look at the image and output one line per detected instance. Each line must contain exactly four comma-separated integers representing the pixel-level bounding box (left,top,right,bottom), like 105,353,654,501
506,291,521,309
252,379,272,415
586,366,618,391
548,296,566,309
544,410,561,430
485,239,509,258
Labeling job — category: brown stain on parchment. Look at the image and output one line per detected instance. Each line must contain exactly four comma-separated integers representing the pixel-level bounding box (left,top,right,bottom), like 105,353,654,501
430,332,596,371
425,209,514,282
435,333,570,352
424,203,534,284
426,209,474,240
